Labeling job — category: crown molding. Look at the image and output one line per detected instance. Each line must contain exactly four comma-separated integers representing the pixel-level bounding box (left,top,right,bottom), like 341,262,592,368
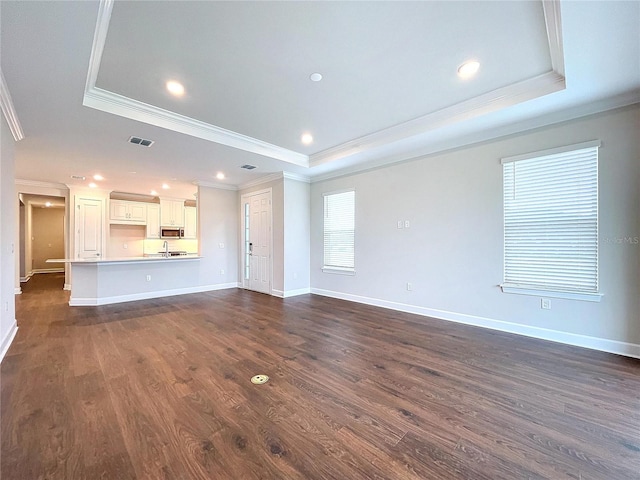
282,172,311,183
84,0,113,93
84,0,567,173
15,179,68,190
84,0,308,168
310,1,567,168
543,0,565,77
309,71,565,167
309,95,639,184
0,70,25,141
193,180,238,192
83,87,310,167
237,173,284,191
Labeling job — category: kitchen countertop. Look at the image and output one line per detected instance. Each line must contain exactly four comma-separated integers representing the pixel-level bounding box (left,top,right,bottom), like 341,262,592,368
46,254,201,265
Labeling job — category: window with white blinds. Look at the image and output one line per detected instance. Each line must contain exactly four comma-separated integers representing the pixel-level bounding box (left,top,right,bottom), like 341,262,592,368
501,141,600,299
323,190,355,273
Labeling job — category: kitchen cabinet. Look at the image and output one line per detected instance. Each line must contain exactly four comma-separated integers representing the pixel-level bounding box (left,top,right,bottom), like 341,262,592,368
160,198,185,227
146,204,160,238
110,200,147,224
183,206,197,239
76,196,104,259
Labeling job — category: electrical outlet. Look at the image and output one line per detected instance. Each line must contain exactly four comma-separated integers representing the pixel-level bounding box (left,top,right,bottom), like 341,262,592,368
123,243,128,249
219,243,225,249
404,220,410,228
541,298,551,310
407,282,413,291
146,275,151,282
220,269,225,275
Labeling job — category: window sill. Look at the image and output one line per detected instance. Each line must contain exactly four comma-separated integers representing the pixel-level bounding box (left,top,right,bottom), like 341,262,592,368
500,285,602,302
322,267,355,276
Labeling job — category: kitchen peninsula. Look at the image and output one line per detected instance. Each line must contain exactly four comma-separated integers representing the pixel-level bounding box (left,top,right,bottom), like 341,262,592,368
49,254,203,306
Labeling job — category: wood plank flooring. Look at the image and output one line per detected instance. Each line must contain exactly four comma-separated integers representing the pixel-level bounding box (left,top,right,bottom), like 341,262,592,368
2,273,639,479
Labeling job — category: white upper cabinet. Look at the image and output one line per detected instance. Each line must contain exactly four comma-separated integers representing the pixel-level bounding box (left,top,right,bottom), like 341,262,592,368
184,206,197,239
160,198,185,227
110,200,147,224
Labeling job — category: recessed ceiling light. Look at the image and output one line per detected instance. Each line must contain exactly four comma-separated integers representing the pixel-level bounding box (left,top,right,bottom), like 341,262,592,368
162,183,170,189
458,60,480,79
309,73,323,82
166,80,185,96
45,202,52,207
89,182,97,188
216,172,225,180
150,190,158,196
301,133,313,145
93,174,104,181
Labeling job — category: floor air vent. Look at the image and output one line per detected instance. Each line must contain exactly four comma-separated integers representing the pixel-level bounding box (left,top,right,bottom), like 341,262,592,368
128,136,154,147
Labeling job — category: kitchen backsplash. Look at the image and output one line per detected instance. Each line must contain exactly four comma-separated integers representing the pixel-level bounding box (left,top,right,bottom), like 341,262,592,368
144,238,198,255
108,224,198,257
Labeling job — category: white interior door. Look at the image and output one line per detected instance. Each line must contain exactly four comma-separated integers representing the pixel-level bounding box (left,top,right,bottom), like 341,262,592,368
244,191,271,294
77,197,103,259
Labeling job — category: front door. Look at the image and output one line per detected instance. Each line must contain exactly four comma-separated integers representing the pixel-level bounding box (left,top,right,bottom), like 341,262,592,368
243,190,271,294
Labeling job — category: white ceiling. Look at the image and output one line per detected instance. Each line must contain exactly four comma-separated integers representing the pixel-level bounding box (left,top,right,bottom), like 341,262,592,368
1,1,639,198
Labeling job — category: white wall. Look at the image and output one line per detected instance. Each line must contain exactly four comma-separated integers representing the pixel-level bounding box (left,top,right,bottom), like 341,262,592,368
1,115,18,361
284,178,310,294
196,185,238,287
310,104,640,355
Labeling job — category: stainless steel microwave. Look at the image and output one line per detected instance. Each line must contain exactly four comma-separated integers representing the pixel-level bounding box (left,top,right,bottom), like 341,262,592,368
161,227,184,239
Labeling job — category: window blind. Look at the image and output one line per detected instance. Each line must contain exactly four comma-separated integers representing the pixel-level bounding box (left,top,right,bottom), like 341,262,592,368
323,190,355,272
502,142,599,294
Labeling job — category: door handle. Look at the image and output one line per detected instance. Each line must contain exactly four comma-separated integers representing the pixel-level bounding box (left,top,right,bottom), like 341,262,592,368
249,242,253,255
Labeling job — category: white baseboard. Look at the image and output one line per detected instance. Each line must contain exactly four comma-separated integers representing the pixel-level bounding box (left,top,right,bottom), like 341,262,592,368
284,287,310,298
0,320,18,364
14,287,21,295
63,283,71,291
20,274,31,283
273,288,310,298
32,268,64,274
69,282,239,306
310,288,640,360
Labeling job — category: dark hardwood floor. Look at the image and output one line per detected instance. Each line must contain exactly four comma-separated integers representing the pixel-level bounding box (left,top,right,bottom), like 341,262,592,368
2,273,639,479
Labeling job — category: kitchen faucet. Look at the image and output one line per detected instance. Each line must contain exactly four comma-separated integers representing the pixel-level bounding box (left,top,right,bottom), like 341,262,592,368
163,240,169,257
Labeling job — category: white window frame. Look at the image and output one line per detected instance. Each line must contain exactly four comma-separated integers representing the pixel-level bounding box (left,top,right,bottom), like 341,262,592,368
322,189,355,275
500,140,602,302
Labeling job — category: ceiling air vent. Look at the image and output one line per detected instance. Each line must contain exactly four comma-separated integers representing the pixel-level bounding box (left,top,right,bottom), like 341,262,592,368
128,136,154,147
241,164,257,170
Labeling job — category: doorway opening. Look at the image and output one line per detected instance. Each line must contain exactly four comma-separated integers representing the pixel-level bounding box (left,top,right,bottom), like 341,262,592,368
18,193,67,294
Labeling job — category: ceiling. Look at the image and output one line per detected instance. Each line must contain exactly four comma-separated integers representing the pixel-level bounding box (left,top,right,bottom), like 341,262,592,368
1,1,639,198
